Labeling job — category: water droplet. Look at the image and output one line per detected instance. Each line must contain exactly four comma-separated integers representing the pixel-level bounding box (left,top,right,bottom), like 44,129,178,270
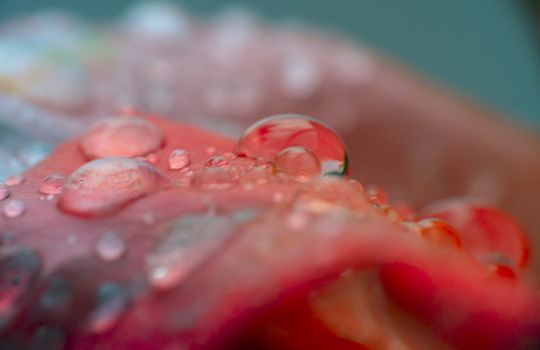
274,146,321,180
145,153,160,165
87,282,129,334
414,219,461,249
168,149,190,170
236,114,348,176
146,215,234,290
0,247,41,329
95,232,126,262
194,167,236,190
205,156,228,168
80,117,163,159
29,326,65,350
40,275,72,310
58,158,164,217
3,199,26,218
0,183,10,201
39,174,65,195
5,175,24,187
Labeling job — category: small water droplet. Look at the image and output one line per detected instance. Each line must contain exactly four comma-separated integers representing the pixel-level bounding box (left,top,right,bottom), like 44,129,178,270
205,156,228,168
87,282,129,334
29,326,65,350
40,275,72,310
274,146,321,180
5,175,24,187
146,215,234,290
39,174,65,195
168,149,190,170
80,117,163,159
3,199,26,218
236,114,348,176
58,158,164,217
0,247,41,329
414,219,461,249
95,232,126,262
146,153,160,165
0,183,10,201
194,167,236,190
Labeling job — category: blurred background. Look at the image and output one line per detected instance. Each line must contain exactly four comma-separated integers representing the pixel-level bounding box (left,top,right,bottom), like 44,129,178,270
1,0,540,126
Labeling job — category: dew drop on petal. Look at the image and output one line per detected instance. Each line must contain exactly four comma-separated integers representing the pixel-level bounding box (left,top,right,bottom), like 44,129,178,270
39,174,65,195
5,175,24,187
236,114,348,176
146,215,234,290
80,117,163,159
3,199,26,218
29,326,66,350
414,218,461,249
168,149,190,170
275,146,321,180
95,232,126,262
87,282,129,334
0,183,10,201
194,167,236,190
0,247,41,329
58,158,164,217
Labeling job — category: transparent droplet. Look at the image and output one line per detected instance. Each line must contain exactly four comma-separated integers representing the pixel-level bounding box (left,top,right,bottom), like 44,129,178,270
95,232,126,262
5,175,24,187
80,117,163,159
146,215,234,290
168,149,190,170
205,156,228,168
39,174,65,195
29,326,65,350
40,275,72,310
236,114,348,176
0,183,10,201
274,146,321,180
146,153,160,165
414,219,461,249
0,247,41,329
194,167,236,190
87,282,129,334
3,199,26,218
58,158,164,217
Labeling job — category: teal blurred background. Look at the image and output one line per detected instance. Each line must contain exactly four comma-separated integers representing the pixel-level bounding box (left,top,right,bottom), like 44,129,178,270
1,0,540,126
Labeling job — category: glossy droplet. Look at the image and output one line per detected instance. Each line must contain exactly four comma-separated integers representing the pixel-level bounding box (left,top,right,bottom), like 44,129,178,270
415,219,461,249
274,146,321,180
0,247,41,329
80,117,163,159
58,158,164,217
168,149,190,170
205,156,229,168
3,199,26,218
236,114,348,176
39,174,65,195
87,282,129,334
194,167,236,190
95,232,126,261
29,326,66,350
146,215,234,290
5,175,24,187
0,183,10,201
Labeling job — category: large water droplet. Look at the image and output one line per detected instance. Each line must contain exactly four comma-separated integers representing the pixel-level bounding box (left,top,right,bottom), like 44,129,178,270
87,282,129,334
39,174,65,195
146,215,234,290
3,199,26,218
168,149,190,170
0,183,10,201
236,114,348,176
0,247,41,329
80,117,163,159
95,232,126,262
274,146,321,181
58,158,164,217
